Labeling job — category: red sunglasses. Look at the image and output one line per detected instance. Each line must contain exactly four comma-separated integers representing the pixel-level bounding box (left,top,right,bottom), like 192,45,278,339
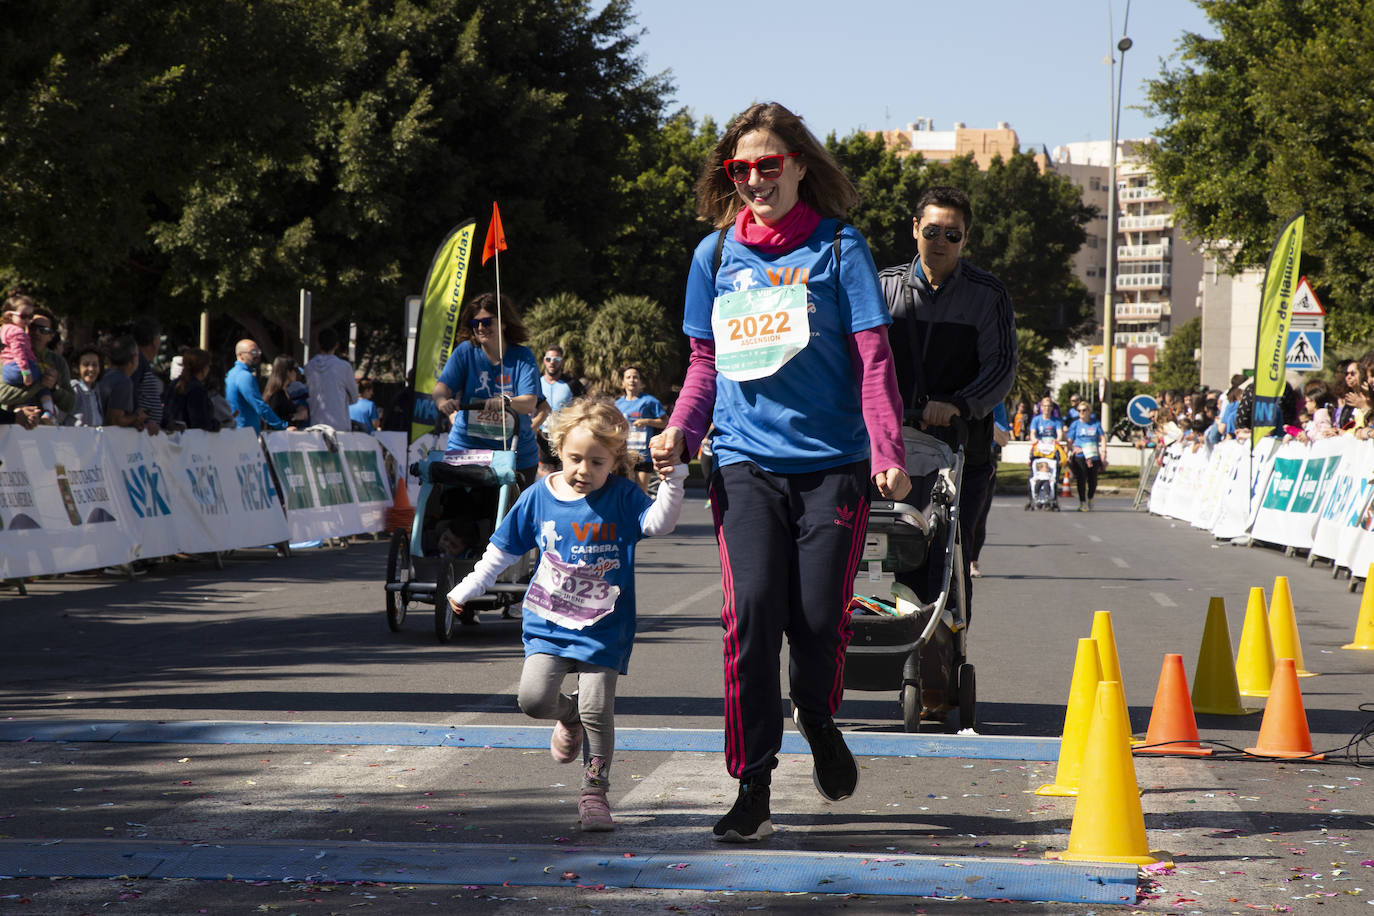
723,152,799,183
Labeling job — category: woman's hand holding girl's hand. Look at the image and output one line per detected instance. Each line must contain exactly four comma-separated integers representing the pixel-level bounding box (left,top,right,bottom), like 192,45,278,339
650,427,684,475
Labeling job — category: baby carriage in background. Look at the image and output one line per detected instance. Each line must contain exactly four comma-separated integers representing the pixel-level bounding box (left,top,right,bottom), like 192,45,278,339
1026,436,1065,511
383,403,533,643
844,416,973,733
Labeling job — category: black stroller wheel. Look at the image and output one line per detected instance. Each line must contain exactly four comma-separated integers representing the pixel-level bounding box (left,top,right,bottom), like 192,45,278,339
901,682,921,733
956,663,977,731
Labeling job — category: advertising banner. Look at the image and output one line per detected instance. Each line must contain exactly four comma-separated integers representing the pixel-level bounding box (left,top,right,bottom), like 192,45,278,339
1310,438,1374,566
262,429,392,543
1211,437,1281,541
1249,438,1345,549
1251,214,1304,441
0,426,135,577
1192,439,1246,532
410,219,477,443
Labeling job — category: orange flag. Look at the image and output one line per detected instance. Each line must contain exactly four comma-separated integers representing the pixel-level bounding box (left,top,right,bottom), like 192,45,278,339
482,201,506,266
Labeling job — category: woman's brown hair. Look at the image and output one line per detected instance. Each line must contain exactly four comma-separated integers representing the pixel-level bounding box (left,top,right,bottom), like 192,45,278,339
694,101,859,228
456,292,529,347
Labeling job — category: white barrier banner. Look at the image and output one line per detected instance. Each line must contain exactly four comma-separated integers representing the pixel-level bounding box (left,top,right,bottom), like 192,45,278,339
0,426,295,578
1310,438,1374,566
1249,437,1347,550
1346,485,1374,576
1192,440,1245,531
1211,437,1281,540
262,430,391,543
1166,443,1213,523
1147,443,1184,516
0,426,137,577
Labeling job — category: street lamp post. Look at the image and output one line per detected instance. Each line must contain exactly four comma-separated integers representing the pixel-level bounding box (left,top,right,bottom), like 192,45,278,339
1102,25,1131,433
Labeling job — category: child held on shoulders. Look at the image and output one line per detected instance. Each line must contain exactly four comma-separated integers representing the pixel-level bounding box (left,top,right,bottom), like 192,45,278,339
1,299,57,417
446,396,687,832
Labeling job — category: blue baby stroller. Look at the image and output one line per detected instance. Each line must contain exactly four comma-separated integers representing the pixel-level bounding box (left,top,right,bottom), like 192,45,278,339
844,418,973,732
383,404,533,643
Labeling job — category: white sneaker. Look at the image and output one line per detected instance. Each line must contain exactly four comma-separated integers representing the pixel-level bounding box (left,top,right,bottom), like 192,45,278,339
969,562,982,578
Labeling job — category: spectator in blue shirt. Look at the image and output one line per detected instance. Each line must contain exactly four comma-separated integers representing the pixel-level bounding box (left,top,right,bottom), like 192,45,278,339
349,377,381,433
1028,396,1063,441
225,339,287,432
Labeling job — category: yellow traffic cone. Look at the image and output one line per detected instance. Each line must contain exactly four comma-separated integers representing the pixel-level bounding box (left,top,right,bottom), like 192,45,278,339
1191,597,1256,715
1342,563,1374,651
1235,587,1275,698
1035,638,1102,797
1089,610,1141,744
1049,680,1159,865
1269,576,1315,677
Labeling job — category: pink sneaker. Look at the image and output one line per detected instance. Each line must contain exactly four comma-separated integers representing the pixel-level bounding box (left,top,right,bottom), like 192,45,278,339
550,720,582,764
578,789,614,832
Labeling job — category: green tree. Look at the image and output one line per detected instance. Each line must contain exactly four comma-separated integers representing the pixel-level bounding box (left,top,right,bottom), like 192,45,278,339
1011,328,1054,409
827,132,921,269
604,109,719,321
582,294,679,396
1143,0,1374,342
1152,316,1202,392
525,292,596,381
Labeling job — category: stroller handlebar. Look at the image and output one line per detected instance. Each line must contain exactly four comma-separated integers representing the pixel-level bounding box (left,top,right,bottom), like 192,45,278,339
902,408,970,449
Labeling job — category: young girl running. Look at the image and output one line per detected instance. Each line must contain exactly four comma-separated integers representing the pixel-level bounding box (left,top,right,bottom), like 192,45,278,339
446,397,686,831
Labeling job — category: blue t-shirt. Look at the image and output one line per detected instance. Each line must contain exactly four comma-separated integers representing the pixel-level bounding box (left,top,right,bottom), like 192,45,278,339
541,377,575,413
683,220,890,473
437,341,539,468
1066,416,1104,450
615,394,665,459
348,396,379,431
1029,415,1062,440
491,474,654,673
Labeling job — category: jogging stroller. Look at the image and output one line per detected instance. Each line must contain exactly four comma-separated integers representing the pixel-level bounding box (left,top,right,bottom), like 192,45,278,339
1026,436,1065,511
844,417,973,732
383,403,533,643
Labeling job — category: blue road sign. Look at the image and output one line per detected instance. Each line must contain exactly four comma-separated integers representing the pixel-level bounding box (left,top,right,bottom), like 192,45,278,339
1127,394,1158,426
1285,329,1323,370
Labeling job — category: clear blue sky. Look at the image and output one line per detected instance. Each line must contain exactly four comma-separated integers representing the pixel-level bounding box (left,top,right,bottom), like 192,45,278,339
620,0,1217,153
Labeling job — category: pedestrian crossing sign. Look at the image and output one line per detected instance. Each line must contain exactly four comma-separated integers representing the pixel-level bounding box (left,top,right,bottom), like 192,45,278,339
1285,329,1323,369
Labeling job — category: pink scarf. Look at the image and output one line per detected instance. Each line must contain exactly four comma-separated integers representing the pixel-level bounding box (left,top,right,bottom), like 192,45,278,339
733,200,822,254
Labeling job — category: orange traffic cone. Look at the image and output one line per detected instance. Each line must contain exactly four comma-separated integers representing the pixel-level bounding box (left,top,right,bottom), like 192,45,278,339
1245,658,1324,760
1136,654,1212,756
1269,576,1315,677
1061,467,1073,499
1049,681,1159,865
1342,563,1374,651
384,475,415,533
1235,586,1275,697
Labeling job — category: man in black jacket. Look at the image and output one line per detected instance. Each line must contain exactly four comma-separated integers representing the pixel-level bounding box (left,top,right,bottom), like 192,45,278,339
878,186,1017,718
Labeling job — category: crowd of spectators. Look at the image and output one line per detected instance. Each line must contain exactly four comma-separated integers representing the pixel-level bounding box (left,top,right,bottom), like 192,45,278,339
0,289,386,436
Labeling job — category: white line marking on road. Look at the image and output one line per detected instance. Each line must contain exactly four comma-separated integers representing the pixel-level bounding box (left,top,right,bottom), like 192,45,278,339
1111,557,1129,568
1089,535,1102,543
650,582,722,618
1151,592,1177,607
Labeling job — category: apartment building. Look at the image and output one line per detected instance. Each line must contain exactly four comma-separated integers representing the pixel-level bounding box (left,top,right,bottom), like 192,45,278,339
1048,140,1203,387
872,118,1048,170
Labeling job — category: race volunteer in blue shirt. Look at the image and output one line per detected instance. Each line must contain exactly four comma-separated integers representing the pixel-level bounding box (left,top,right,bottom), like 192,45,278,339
1066,401,1106,510
225,339,287,432
431,293,540,486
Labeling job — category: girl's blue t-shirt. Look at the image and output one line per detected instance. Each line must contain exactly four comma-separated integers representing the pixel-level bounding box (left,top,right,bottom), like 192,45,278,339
491,473,654,673
437,341,539,467
1067,416,1104,448
615,394,665,459
682,219,890,474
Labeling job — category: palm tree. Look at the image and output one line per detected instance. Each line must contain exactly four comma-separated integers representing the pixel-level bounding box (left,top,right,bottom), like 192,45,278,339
1011,327,1051,408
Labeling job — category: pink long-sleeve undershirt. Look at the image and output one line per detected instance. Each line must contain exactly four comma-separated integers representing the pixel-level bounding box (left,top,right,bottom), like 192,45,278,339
667,327,906,477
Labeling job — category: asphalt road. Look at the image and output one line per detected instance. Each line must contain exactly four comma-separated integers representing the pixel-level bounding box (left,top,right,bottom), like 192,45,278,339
2,484,1373,914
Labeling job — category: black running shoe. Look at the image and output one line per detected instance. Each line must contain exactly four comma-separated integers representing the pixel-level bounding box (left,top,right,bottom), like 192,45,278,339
793,709,858,801
712,780,773,842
